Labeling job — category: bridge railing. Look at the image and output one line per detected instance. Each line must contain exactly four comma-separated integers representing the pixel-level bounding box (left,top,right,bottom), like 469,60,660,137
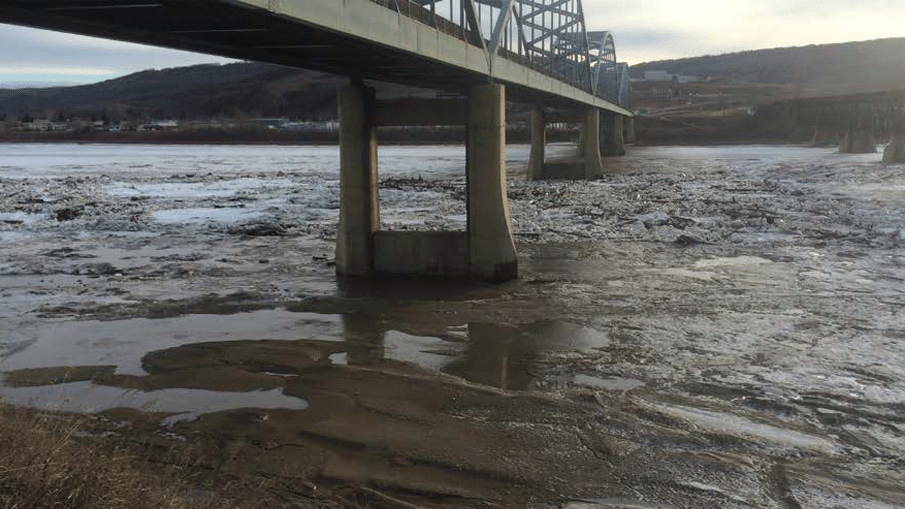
368,0,627,106
369,0,470,44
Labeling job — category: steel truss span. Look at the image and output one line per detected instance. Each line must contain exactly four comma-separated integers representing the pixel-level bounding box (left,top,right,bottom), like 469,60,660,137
383,0,631,107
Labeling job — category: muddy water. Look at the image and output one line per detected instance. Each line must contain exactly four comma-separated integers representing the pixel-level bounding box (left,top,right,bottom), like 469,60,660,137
1,142,904,508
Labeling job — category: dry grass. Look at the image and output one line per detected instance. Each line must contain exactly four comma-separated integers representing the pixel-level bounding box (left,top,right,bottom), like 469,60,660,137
0,405,218,509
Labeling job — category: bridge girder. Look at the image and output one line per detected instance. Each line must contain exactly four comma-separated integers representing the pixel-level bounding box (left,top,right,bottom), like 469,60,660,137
0,0,633,111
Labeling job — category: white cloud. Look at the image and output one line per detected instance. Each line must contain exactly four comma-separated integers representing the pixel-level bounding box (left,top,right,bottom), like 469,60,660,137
0,23,234,80
583,0,905,63
0,66,115,75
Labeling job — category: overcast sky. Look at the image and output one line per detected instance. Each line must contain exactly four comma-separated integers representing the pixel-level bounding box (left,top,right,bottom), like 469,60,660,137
0,0,902,84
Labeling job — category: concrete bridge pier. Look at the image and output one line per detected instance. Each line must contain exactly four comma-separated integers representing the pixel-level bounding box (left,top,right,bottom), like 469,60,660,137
601,113,626,156
336,81,517,282
623,116,636,144
884,133,905,164
839,130,876,154
582,109,605,178
467,83,519,281
528,108,605,180
810,127,839,147
336,83,379,277
527,106,545,180
883,114,905,165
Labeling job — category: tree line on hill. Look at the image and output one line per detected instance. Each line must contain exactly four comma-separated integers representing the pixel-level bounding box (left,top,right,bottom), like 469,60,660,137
1,37,903,126
0,62,343,124
632,38,905,92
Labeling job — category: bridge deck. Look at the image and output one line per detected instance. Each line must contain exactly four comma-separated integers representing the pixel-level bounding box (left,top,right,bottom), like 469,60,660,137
0,0,630,114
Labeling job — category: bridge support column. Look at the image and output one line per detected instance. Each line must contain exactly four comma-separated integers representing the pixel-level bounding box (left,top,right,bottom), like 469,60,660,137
467,83,518,281
527,106,545,181
531,109,612,180
336,83,379,277
601,113,626,156
884,133,905,165
623,116,636,144
839,130,875,153
582,109,604,178
334,84,517,282
810,127,839,146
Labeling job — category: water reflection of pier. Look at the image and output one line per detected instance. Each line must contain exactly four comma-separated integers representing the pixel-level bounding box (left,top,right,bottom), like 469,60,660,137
341,315,607,390
443,323,539,390
342,313,386,367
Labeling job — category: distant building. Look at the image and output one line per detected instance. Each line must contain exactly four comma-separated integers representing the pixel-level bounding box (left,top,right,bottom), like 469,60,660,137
644,70,672,82
23,119,69,131
137,120,179,132
280,120,339,132
23,120,50,131
635,88,682,100
187,120,239,131
642,70,703,83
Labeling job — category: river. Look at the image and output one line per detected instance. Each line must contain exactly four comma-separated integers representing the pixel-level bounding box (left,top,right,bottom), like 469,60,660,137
1,142,904,508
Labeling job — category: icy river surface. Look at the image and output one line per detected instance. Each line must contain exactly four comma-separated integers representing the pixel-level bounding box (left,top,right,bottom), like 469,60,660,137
1,142,904,508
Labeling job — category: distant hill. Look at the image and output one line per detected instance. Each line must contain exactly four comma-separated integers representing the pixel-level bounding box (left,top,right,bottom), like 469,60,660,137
2,37,904,124
0,62,344,121
633,38,905,93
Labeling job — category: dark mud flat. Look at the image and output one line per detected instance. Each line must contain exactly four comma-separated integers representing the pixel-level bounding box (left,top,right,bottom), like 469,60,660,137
1,144,905,508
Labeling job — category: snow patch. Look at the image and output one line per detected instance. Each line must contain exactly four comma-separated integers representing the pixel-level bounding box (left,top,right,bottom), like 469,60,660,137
0,212,46,224
152,207,265,224
694,256,773,269
105,178,294,199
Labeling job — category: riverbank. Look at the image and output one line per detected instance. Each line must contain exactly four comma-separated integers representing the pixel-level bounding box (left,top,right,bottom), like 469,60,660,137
0,127,573,146
0,116,824,147
0,405,232,508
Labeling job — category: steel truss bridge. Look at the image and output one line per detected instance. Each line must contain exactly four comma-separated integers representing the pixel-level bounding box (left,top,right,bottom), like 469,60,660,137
0,0,631,112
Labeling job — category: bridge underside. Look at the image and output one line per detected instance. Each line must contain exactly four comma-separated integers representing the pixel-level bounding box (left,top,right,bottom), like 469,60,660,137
0,1,473,90
0,0,629,112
